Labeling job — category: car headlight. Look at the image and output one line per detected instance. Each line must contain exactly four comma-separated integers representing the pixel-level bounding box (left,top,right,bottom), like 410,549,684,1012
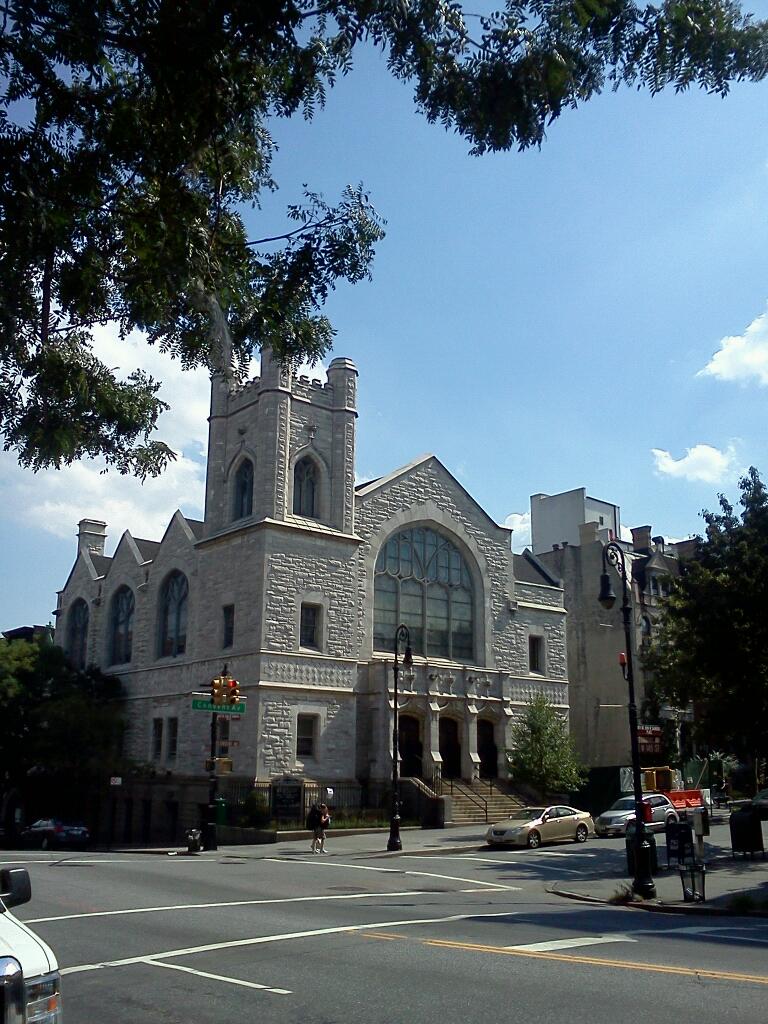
25,971,63,1023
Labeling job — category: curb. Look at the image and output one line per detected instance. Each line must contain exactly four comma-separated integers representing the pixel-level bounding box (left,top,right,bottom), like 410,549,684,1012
548,882,768,917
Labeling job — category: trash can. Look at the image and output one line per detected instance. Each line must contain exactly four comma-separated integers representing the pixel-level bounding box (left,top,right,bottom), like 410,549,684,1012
185,828,202,853
730,807,765,858
625,831,658,876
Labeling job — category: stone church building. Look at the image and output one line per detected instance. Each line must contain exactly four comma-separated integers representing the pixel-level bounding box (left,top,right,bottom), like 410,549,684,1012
54,350,569,794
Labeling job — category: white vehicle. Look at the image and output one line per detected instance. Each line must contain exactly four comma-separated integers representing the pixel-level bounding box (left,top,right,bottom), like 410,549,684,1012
0,867,63,1023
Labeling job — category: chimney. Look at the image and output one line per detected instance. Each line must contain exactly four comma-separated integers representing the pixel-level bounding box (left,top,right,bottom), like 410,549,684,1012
579,521,599,545
77,519,107,557
631,525,652,553
652,535,665,552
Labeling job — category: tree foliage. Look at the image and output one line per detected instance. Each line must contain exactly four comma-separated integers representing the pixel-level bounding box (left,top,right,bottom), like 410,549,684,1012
643,468,768,778
506,693,586,796
2,1,767,475
0,635,125,782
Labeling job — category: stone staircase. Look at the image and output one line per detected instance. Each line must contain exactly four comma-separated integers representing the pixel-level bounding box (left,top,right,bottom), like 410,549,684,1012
445,780,527,825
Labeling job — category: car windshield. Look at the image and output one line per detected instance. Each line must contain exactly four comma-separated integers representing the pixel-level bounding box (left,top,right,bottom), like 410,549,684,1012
609,799,635,811
507,808,545,820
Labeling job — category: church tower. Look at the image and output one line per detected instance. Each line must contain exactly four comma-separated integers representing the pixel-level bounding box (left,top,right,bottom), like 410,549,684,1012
202,348,358,538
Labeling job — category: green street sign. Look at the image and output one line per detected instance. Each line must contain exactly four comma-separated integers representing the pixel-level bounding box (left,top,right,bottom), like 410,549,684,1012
191,699,246,714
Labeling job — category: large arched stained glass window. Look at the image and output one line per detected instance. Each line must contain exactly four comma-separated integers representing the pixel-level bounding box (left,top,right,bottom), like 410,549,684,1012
374,528,474,662
109,586,135,665
232,459,254,520
67,598,89,669
157,571,188,658
293,457,317,518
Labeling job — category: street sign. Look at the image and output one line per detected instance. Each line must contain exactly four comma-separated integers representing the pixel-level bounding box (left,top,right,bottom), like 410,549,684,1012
191,698,247,714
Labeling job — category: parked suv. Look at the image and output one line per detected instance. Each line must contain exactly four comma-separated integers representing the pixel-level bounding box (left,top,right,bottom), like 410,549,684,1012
595,793,679,837
0,866,63,1022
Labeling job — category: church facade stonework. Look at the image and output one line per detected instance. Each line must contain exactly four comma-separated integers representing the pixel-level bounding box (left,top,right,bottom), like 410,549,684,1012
54,351,569,786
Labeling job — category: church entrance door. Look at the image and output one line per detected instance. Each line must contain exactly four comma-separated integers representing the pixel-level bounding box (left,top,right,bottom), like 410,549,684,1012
439,717,462,779
478,719,498,779
399,715,423,778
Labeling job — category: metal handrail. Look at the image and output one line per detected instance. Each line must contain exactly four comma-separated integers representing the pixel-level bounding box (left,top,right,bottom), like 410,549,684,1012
450,778,488,821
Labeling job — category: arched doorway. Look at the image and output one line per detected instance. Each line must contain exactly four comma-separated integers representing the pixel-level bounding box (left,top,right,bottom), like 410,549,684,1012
399,715,423,778
439,717,462,779
478,719,498,779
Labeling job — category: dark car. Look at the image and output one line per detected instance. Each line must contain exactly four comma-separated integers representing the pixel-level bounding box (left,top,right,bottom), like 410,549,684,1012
20,819,90,850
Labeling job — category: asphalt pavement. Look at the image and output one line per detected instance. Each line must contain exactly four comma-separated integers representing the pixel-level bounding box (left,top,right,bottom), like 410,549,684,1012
115,813,768,913
4,817,768,1024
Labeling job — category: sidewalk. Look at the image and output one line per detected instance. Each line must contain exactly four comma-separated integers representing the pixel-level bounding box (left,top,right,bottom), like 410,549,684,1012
550,820,768,916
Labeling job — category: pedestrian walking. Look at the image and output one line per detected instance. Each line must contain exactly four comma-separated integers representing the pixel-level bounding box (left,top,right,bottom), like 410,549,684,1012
317,803,331,854
306,802,322,853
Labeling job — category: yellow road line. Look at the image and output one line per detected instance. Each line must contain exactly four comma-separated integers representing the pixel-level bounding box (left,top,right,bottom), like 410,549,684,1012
367,935,768,986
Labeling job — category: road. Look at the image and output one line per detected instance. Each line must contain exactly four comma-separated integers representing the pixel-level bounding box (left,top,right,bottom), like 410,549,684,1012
6,829,768,1024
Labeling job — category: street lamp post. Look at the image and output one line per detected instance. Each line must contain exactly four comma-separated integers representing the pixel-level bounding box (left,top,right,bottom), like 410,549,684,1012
387,623,413,852
598,542,657,899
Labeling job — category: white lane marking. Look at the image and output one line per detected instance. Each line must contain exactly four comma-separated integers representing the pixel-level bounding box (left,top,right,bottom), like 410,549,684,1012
148,959,291,994
505,934,637,952
27,889,430,924
264,858,520,890
61,910,519,975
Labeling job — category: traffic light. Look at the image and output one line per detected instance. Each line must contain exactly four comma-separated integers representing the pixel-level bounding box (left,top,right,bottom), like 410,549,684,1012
226,676,240,705
211,675,225,706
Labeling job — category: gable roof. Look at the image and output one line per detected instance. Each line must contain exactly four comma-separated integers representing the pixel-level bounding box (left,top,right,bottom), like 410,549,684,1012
355,453,510,535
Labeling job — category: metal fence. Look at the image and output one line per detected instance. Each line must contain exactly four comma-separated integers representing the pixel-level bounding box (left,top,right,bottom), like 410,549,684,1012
222,778,396,828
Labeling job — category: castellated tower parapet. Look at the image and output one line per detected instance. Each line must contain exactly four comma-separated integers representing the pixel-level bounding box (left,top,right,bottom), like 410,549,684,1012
202,348,358,538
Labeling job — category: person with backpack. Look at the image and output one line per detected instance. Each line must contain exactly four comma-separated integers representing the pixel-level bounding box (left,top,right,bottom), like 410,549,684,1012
306,803,322,853
317,803,331,854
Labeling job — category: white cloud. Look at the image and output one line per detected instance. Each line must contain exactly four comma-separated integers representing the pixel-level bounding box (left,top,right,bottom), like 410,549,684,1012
0,324,210,547
504,511,531,552
699,307,768,386
0,450,205,544
651,443,739,484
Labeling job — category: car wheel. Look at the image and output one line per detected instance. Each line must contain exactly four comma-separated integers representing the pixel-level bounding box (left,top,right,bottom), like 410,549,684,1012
527,829,541,849
574,824,588,843
665,814,676,828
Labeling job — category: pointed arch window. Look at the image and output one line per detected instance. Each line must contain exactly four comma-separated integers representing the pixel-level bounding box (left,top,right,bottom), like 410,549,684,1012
67,598,89,669
233,458,254,520
158,571,188,658
293,457,318,518
109,586,135,665
374,527,475,662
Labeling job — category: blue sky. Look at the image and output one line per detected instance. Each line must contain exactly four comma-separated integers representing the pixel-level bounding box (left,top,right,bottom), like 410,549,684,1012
3,27,768,629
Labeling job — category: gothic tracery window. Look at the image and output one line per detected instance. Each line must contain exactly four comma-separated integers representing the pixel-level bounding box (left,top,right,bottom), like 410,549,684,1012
233,458,254,520
109,585,135,665
293,457,318,518
157,571,188,658
374,527,474,662
67,598,89,669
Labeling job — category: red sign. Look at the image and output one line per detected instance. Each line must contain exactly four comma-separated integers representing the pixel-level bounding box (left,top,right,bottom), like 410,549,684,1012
637,725,663,754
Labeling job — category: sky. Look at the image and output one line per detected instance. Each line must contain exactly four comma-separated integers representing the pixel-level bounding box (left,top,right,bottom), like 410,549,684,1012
4,20,768,628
